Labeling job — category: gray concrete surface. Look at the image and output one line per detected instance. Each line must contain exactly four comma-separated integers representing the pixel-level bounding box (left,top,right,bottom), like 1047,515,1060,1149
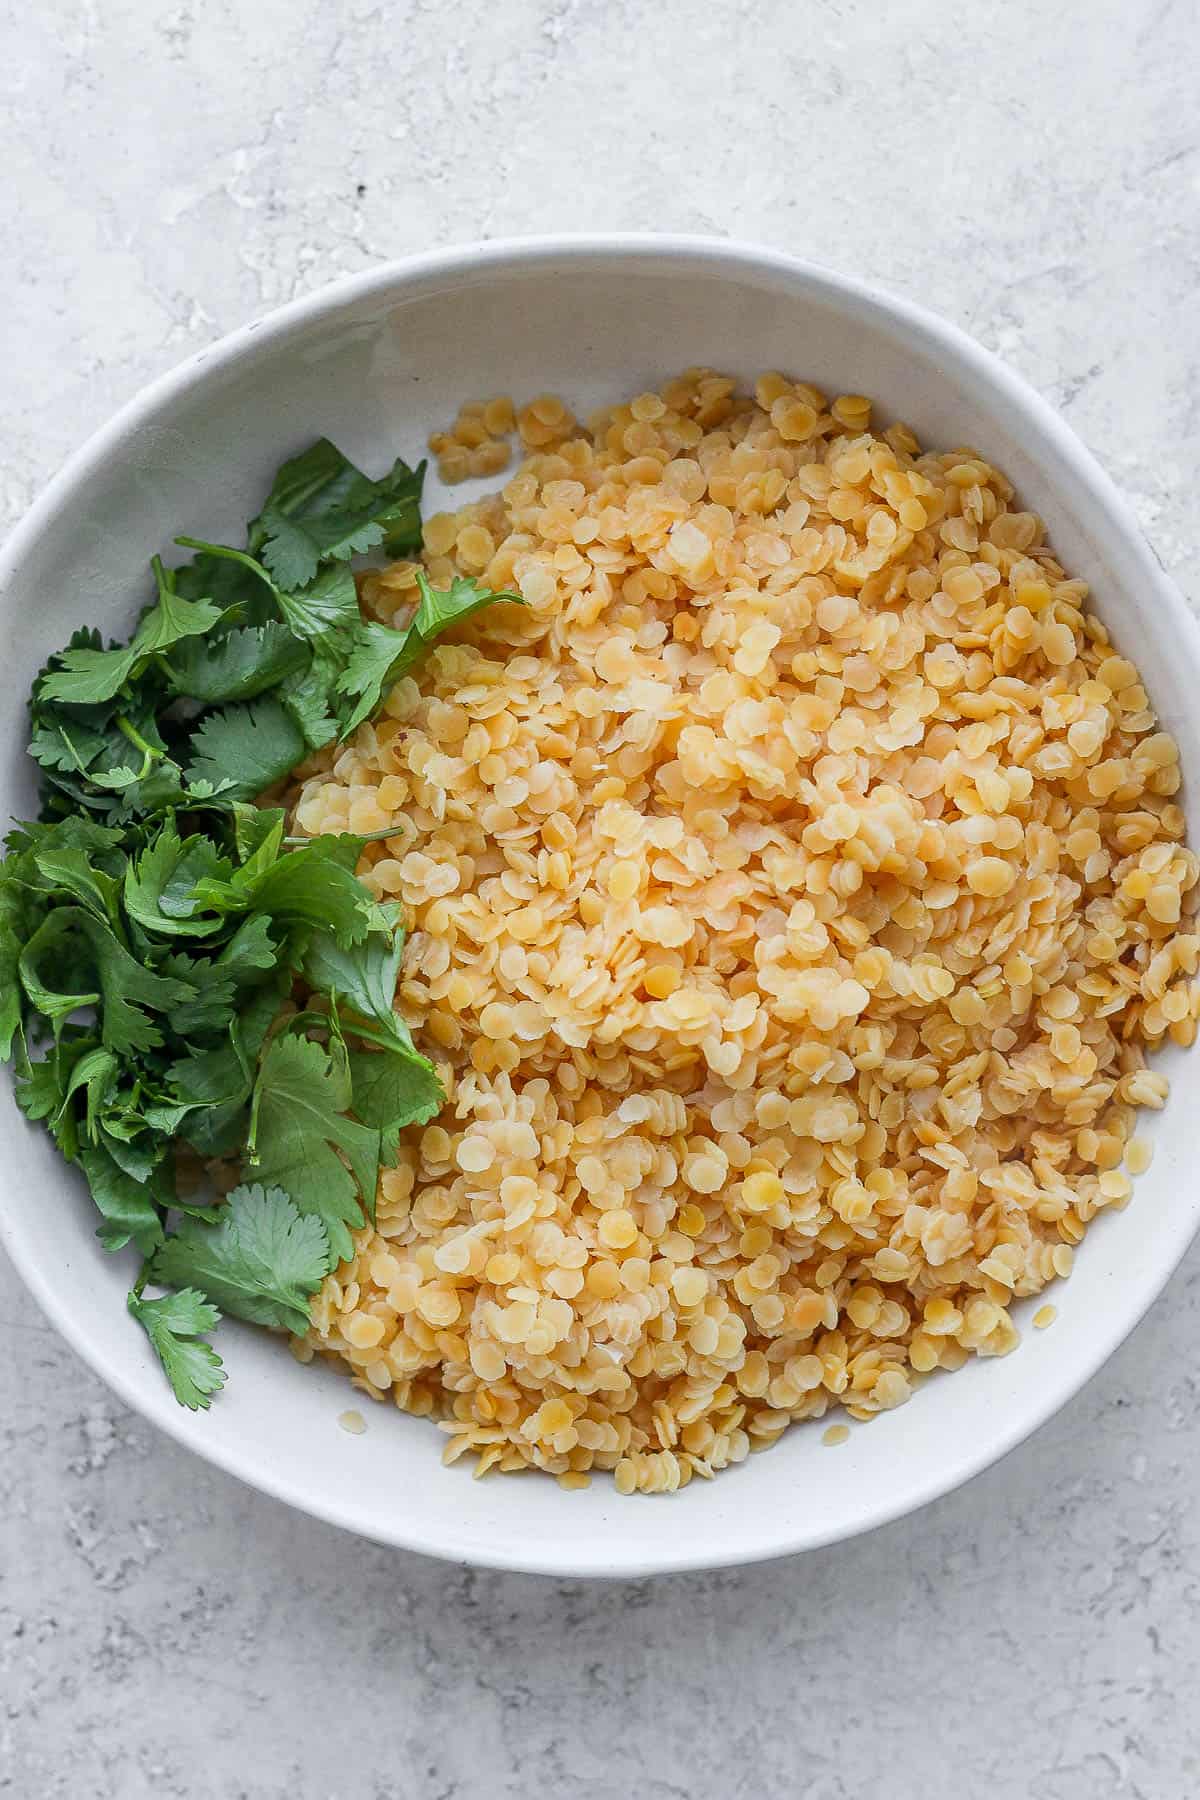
2,1,1200,1794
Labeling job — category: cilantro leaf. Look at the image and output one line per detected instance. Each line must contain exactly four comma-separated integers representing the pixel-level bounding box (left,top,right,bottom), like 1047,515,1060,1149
337,572,522,736
28,710,108,777
348,1048,443,1153
150,1183,330,1335
128,1288,226,1410
244,841,377,943
95,1124,163,1184
303,913,407,1040
30,707,128,788
6,817,127,866
56,1043,119,1138
0,874,29,1058
186,698,307,800
124,818,234,939
38,560,224,706
169,1034,253,1107
246,1035,380,1262
333,626,414,739
301,910,444,1128
79,1143,165,1257
215,913,279,979
169,1039,255,1157
174,539,361,650
29,689,194,827
272,562,361,648
303,913,446,1151
280,647,341,750
166,983,282,1151
159,954,238,1040
30,845,123,926
166,623,308,704
170,545,277,624
247,439,424,589
135,1286,221,1335
231,803,284,865
18,908,193,1053
15,1039,85,1158
191,835,377,947
231,810,285,887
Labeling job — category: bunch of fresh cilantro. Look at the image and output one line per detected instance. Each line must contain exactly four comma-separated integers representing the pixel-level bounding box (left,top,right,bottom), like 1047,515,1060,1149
0,438,519,1409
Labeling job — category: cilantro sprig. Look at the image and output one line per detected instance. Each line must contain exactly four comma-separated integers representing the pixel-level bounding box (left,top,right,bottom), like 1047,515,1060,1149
2,437,522,1408
127,1286,226,1411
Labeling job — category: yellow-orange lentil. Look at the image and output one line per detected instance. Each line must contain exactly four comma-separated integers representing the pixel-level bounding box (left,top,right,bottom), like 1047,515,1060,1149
292,369,1195,1495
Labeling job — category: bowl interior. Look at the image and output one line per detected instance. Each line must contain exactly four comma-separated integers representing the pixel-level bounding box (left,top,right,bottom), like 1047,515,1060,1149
3,241,1199,1576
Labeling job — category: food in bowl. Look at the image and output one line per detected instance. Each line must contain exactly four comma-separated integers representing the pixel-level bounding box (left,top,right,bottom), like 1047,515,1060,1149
0,440,518,1406
3,366,1195,1499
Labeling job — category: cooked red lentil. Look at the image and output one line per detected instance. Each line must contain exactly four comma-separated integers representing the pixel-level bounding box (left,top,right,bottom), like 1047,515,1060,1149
288,369,1197,1494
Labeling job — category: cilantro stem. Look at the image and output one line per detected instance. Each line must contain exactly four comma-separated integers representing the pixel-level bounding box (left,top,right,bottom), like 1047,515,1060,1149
283,1004,378,1049
175,537,276,591
245,1067,264,1165
150,554,173,602
115,713,164,777
283,826,404,848
337,1018,413,1054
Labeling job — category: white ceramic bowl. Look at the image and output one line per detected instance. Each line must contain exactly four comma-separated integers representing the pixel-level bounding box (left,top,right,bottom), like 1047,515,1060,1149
3,237,1199,1577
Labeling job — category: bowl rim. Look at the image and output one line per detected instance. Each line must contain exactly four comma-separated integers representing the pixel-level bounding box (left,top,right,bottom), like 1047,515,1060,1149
3,231,1200,1577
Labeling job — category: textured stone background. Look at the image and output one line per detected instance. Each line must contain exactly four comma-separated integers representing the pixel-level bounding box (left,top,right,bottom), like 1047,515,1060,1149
3,1,1200,1795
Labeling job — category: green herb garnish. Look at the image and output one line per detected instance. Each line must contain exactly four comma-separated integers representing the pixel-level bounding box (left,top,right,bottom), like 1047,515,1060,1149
1,437,522,1408
126,1287,226,1411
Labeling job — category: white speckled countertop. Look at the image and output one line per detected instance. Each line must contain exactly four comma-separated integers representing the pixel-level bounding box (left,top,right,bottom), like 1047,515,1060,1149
3,2,1200,1795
